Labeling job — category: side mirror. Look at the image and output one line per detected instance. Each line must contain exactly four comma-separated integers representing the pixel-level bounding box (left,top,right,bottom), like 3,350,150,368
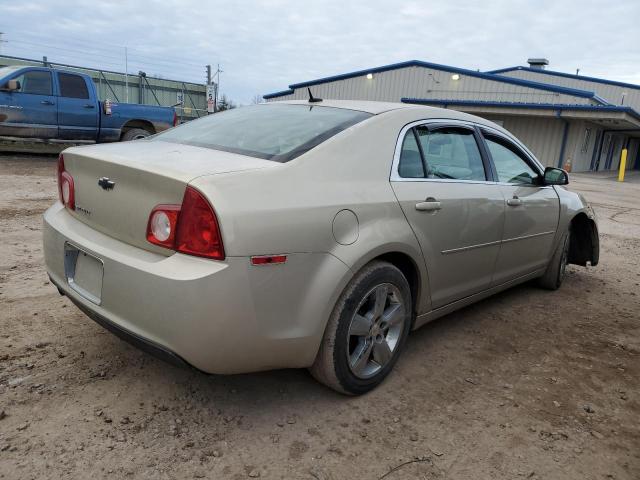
1,79,20,91
543,167,569,185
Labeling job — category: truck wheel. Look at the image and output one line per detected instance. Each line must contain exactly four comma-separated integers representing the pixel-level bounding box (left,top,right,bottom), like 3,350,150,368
538,228,571,290
121,128,151,141
310,261,412,395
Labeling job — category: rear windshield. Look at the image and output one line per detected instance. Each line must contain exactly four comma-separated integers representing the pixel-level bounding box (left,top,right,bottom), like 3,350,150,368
153,104,372,162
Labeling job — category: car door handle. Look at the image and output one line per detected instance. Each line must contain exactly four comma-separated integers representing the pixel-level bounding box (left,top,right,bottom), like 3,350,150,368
40,100,55,106
83,104,95,109
415,197,442,212
507,196,523,207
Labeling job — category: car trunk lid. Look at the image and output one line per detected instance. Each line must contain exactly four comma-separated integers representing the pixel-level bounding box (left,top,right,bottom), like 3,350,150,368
62,141,275,254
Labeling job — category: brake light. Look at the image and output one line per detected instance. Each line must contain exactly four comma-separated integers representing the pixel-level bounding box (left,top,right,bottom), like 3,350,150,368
176,187,224,260
146,186,225,260
57,154,75,210
172,111,178,127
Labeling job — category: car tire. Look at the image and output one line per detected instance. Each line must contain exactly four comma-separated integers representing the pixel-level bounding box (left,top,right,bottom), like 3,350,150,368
121,128,152,141
538,228,571,290
310,261,412,395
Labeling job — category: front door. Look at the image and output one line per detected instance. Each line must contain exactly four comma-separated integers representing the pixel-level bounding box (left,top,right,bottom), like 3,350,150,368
56,72,98,141
480,132,560,284
0,69,57,139
391,124,505,309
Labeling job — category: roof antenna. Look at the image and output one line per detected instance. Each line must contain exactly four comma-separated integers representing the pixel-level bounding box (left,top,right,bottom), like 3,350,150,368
307,87,322,103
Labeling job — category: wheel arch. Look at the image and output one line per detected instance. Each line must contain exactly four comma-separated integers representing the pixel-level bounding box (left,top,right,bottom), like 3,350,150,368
338,243,431,323
568,212,599,267
120,119,156,137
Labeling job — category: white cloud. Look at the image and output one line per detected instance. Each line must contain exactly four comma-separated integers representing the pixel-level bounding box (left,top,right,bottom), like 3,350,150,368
2,0,640,103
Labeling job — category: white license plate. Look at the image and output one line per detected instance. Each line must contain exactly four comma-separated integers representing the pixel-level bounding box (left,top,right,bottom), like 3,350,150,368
64,243,103,305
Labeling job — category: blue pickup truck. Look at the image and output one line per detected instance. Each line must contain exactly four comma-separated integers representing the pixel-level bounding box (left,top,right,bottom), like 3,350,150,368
0,66,177,143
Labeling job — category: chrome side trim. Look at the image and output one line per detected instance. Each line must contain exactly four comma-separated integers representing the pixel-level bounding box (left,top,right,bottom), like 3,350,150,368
502,230,555,244
440,231,555,255
441,239,502,255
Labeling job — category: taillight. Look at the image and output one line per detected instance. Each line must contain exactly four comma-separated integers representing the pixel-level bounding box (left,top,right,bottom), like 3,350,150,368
146,205,180,248
172,111,178,127
146,186,225,260
57,154,75,210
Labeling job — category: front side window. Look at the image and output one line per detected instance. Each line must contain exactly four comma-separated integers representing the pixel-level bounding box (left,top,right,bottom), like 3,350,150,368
414,126,486,181
14,70,52,95
153,104,372,162
58,73,89,99
484,135,538,184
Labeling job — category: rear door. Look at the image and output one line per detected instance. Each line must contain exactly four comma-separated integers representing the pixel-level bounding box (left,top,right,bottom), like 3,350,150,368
0,69,57,138
56,72,98,141
391,122,505,309
480,129,560,284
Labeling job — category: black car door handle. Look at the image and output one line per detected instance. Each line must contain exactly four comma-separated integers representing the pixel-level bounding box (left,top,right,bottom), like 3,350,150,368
40,100,55,106
83,104,95,109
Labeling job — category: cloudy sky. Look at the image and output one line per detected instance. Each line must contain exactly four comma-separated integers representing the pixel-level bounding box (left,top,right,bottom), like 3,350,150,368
2,0,639,104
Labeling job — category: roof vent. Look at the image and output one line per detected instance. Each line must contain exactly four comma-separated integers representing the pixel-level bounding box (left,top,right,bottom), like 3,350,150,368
527,58,549,70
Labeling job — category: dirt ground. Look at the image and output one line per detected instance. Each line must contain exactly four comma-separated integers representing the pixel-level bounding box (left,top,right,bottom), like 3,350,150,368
1,153,638,480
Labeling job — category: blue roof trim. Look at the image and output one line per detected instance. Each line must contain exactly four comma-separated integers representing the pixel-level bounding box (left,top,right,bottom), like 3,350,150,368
263,88,294,99
487,65,640,92
262,60,599,100
400,98,640,122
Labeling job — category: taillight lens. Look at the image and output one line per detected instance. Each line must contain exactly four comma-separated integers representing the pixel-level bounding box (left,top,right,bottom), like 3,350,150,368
172,111,178,127
146,205,180,248
176,187,224,260
146,187,225,260
57,154,75,210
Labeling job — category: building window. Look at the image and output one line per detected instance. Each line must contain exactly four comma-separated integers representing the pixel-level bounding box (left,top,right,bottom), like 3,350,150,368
581,128,592,154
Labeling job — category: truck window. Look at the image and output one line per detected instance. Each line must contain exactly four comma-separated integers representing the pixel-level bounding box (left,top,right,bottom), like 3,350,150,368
14,71,52,95
58,73,89,99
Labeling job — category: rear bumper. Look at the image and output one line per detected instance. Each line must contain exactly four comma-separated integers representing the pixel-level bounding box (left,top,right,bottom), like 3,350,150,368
51,274,191,369
43,202,351,374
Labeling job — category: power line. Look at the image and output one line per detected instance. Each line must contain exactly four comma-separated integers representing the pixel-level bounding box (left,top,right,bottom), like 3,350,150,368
4,44,204,80
6,31,208,69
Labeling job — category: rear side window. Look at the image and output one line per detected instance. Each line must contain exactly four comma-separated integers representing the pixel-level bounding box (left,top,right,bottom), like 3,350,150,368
484,135,538,184
14,70,52,95
398,130,425,178
58,73,89,99
413,127,486,181
153,104,372,162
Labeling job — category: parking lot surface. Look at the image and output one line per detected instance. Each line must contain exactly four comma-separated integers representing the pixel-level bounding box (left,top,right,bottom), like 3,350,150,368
1,154,638,479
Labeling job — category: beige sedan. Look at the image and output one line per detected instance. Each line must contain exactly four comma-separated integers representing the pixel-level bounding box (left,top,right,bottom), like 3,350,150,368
43,100,599,394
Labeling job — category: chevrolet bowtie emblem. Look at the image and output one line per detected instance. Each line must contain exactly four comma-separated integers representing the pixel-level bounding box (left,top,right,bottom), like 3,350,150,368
98,177,115,190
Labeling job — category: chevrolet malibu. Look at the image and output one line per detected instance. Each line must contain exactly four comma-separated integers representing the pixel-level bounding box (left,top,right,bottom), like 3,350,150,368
43,100,599,394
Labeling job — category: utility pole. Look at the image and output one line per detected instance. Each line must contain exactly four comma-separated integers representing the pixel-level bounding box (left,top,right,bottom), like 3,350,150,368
125,47,129,103
213,64,222,113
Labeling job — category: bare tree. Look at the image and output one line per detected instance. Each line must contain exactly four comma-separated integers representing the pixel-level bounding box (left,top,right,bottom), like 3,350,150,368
251,94,264,105
217,94,236,111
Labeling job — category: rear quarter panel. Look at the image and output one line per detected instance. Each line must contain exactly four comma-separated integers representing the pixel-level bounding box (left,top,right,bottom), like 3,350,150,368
189,108,440,318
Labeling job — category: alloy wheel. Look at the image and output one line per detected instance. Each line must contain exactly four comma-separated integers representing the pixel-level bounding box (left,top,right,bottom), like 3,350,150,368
347,283,406,379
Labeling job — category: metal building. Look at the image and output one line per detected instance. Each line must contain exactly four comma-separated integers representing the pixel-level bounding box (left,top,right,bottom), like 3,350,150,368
1,54,207,121
264,59,640,172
